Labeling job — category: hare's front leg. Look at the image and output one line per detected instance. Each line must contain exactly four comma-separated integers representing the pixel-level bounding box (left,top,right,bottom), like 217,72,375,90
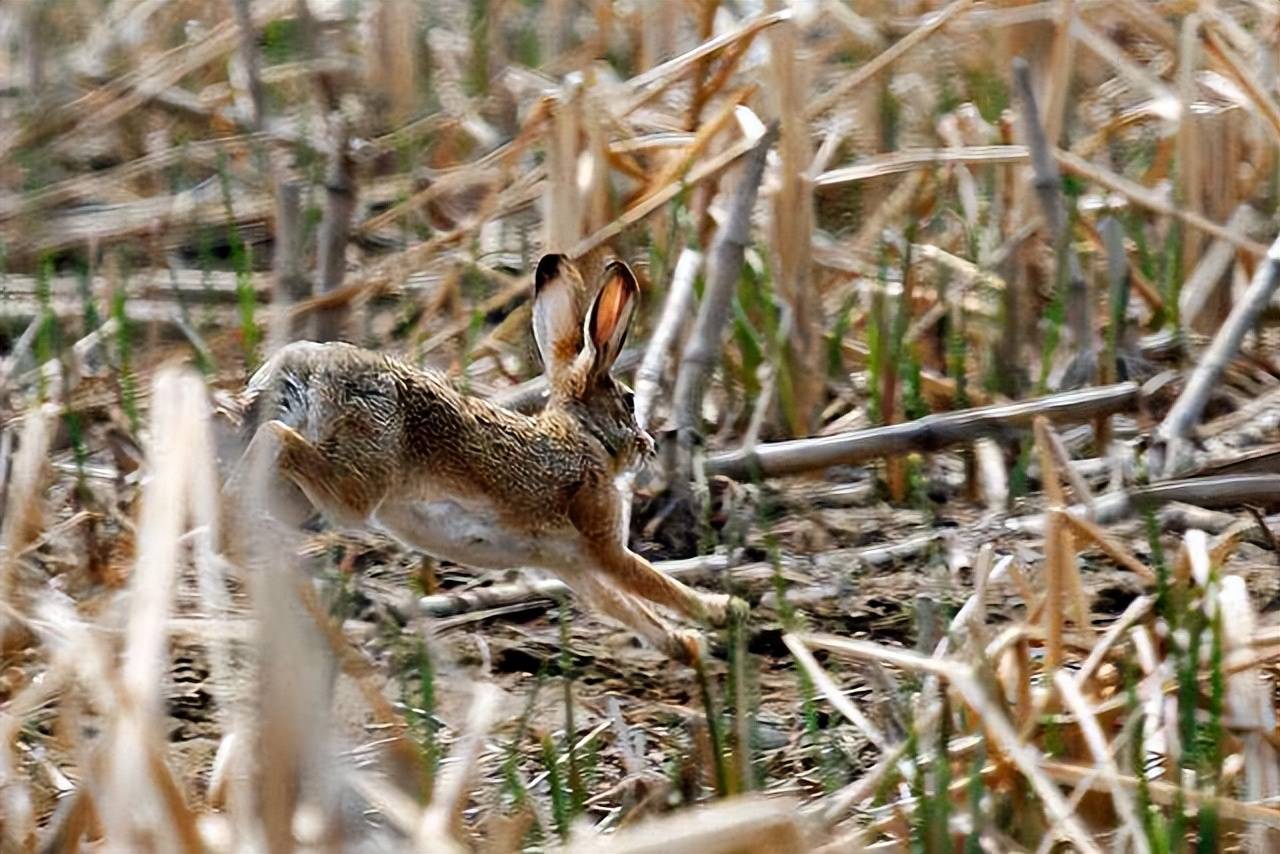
569,571,704,665
591,544,740,628
570,489,742,627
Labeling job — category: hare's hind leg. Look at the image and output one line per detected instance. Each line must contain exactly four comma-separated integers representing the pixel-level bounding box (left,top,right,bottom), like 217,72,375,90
222,420,316,559
263,421,385,528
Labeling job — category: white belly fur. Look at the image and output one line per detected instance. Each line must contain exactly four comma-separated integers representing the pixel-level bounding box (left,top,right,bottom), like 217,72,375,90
371,496,579,571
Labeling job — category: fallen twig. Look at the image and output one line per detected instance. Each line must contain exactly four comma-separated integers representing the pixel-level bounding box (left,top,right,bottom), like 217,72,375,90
708,382,1139,480
1008,474,1280,534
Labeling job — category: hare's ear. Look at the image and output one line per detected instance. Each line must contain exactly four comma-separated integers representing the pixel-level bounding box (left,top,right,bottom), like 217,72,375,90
584,260,638,377
532,253,585,382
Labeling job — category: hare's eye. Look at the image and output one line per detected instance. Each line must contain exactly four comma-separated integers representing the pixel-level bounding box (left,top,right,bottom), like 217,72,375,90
622,390,635,411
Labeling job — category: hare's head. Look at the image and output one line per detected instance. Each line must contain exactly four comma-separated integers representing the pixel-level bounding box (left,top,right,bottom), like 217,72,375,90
533,253,653,468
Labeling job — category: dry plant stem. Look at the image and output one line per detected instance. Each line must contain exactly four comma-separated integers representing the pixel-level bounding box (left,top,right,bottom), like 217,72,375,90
0,406,51,606
348,771,421,837
1047,423,1095,511
546,79,584,251
0,133,261,220
1054,149,1268,257
565,794,806,854
289,181,517,318
35,786,95,852
709,381,1139,480
121,372,207,717
1099,215,1129,404
1177,13,1203,281
1033,418,1093,636
415,682,499,849
607,697,644,780
768,4,821,436
181,375,238,745
1013,57,1091,357
273,180,310,343
292,579,425,783
684,1,721,131
228,0,268,129
1201,23,1280,144
801,633,1103,854
235,419,343,843
638,86,755,207
782,634,888,750
1053,672,1151,854
0,317,40,392
1180,205,1258,329
357,167,498,237
671,123,778,484
617,249,702,538
0,0,292,160
809,742,909,830
1033,417,1065,507
1061,513,1155,581
1040,0,1075,147
104,371,208,850
1152,234,1280,476
314,116,357,342
1013,61,1064,239
806,0,975,118
1071,18,1179,118
1043,510,1065,671
634,249,702,431
623,10,791,115
975,437,1009,511
813,145,1028,187
0,662,70,847
145,740,204,853
1040,759,1280,830
1075,594,1153,687
571,124,769,261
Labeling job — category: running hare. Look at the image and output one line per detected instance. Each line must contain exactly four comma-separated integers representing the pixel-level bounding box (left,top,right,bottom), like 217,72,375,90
224,255,738,663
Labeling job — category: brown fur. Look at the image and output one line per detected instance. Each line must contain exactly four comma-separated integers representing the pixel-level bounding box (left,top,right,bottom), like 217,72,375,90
224,256,738,663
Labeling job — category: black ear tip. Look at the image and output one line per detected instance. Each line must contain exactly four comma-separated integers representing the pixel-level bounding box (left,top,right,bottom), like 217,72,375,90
535,253,565,291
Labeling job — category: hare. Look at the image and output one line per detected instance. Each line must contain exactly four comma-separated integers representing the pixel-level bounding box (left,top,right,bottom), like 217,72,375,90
223,254,739,663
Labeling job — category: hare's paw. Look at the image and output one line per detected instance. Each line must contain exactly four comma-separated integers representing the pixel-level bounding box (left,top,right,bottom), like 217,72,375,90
265,419,307,448
700,593,749,628
667,629,706,666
